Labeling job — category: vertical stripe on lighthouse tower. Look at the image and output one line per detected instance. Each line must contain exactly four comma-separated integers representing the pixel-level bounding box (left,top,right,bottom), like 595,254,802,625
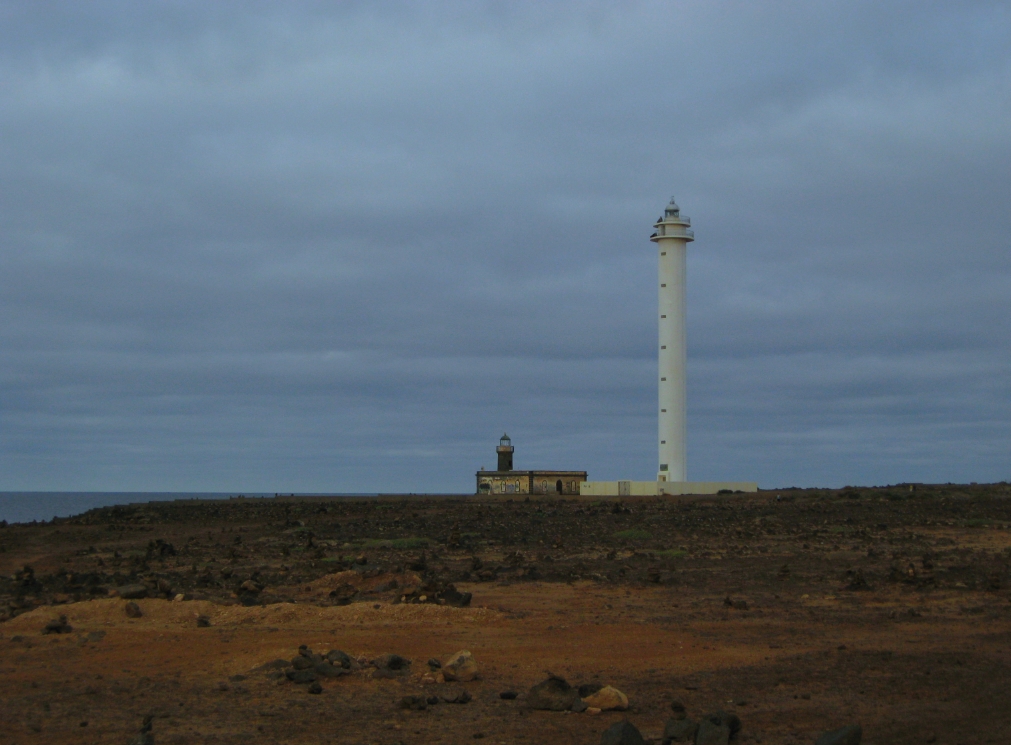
650,198,694,483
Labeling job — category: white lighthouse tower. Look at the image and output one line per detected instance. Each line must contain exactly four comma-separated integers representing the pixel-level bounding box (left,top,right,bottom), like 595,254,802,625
650,198,694,482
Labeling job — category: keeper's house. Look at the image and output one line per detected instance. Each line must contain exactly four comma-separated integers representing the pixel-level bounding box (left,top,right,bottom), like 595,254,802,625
475,435,586,496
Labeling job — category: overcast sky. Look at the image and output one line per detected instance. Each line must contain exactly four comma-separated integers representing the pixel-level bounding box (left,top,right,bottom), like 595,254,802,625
1,1,1009,494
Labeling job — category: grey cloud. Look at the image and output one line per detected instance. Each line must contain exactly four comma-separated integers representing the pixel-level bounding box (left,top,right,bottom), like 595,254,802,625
1,1,1009,492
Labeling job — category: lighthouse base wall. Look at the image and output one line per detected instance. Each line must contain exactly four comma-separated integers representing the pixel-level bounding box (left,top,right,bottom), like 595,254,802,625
581,481,758,497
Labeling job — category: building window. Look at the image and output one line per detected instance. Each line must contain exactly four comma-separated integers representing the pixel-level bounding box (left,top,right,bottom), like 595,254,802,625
661,283,666,287
661,251,666,255
660,463,668,471
661,440,666,444
661,345,666,349
661,314,666,318
661,377,666,380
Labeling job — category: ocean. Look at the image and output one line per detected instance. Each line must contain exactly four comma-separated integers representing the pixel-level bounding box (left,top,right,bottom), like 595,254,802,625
0,492,377,524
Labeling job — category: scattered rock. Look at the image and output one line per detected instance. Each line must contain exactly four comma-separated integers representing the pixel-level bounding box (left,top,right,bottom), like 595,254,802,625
291,656,315,670
499,691,518,700
428,657,442,670
196,615,211,627
239,579,261,594
442,650,479,682
327,649,354,669
815,724,862,745
373,653,411,678
399,694,428,710
117,584,149,600
586,706,602,715
124,602,143,618
662,717,698,743
441,689,472,704
600,720,646,745
307,682,323,695
578,682,604,698
583,685,628,711
42,615,73,635
527,674,580,711
669,700,687,719
571,697,589,713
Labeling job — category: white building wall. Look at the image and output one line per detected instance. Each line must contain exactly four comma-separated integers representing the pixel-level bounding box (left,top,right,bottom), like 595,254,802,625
580,481,758,496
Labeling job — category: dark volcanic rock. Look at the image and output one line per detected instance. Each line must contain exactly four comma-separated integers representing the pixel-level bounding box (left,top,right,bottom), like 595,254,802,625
286,669,318,684
117,584,149,599
600,720,646,745
669,700,687,718
499,691,518,700
41,615,72,634
578,682,604,698
196,615,211,627
124,601,143,618
440,689,472,704
815,724,862,745
307,681,323,694
313,661,347,678
399,694,428,710
327,649,354,669
662,717,698,743
373,653,411,677
700,711,741,738
695,720,730,745
291,656,314,670
527,674,579,711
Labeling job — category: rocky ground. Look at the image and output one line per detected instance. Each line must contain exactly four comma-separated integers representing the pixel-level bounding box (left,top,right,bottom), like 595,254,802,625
1,483,1010,744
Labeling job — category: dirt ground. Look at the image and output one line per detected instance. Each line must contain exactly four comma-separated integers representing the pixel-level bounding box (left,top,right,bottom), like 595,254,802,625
1,484,1010,744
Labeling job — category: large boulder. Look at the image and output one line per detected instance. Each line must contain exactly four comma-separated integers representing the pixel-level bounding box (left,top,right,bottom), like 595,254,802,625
600,721,646,745
527,675,580,711
694,720,730,745
700,711,741,738
583,685,629,711
442,650,479,682
662,717,698,743
815,724,862,745
285,669,318,684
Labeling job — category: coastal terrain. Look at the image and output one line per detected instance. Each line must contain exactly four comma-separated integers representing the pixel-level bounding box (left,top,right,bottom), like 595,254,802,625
1,484,1010,744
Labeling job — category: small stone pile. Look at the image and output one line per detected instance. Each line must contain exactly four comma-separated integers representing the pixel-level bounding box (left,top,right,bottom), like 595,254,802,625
266,645,421,691
657,700,861,745
396,579,472,607
526,675,629,715
423,650,479,683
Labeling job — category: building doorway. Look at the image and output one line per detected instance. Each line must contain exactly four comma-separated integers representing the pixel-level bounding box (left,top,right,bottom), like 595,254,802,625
555,480,563,494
